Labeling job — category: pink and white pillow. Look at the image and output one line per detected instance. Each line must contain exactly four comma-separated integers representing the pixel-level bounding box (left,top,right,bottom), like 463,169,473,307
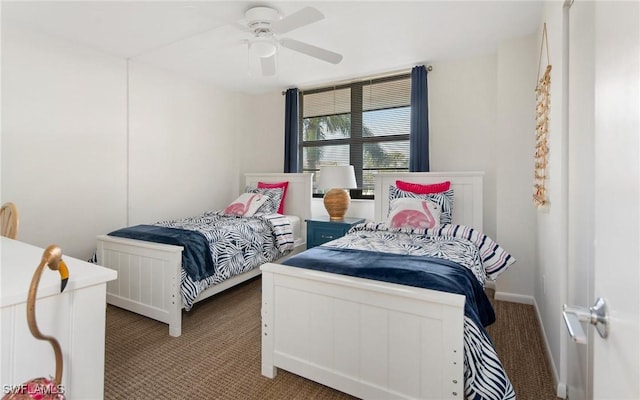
387,198,441,230
223,193,267,217
258,181,289,214
388,185,453,225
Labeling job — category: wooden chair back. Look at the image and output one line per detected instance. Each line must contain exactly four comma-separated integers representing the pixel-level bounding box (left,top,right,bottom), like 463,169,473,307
1,202,19,239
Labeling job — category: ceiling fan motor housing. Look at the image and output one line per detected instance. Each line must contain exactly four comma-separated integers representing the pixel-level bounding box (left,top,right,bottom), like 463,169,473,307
245,6,279,37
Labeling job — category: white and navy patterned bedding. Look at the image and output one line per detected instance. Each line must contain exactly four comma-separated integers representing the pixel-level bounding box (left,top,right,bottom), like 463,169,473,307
154,211,294,310
346,222,515,281
316,223,515,400
328,225,488,285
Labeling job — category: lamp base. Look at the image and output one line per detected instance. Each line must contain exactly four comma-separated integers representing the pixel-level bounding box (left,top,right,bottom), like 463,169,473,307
323,188,350,221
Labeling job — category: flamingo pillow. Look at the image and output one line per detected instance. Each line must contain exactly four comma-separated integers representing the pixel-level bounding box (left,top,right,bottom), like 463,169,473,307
223,193,267,217
387,198,441,230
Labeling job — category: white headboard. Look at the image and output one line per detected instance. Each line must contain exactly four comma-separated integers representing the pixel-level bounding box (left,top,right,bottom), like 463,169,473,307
374,171,484,230
244,172,313,233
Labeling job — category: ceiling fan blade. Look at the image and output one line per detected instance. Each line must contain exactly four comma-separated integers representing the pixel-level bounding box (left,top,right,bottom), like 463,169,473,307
279,38,343,64
261,55,277,76
271,7,324,34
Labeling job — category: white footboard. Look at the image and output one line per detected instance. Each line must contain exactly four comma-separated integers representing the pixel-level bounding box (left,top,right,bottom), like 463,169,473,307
97,234,184,336
261,263,465,400
97,235,308,337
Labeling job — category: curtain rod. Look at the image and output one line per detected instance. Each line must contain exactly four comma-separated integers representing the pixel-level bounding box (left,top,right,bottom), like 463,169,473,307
281,64,433,95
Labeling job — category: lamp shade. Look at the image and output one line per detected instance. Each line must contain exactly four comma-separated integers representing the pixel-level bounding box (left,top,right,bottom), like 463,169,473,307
318,165,357,190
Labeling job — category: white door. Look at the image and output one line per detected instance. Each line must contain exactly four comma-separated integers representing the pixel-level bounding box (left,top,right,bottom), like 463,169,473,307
591,1,639,398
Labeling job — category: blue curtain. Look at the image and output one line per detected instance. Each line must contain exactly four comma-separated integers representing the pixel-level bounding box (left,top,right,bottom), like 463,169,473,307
284,88,300,173
409,65,430,172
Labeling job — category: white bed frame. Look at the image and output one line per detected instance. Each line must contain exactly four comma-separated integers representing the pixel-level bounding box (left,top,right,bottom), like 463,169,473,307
261,171,484,399
96,173,313,337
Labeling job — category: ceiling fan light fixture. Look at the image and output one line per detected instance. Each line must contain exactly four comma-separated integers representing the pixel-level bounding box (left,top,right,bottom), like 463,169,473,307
240,6,342,77
249,39,277,58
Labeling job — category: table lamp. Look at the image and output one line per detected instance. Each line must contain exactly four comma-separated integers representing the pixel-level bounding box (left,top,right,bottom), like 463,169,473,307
318,165,358,221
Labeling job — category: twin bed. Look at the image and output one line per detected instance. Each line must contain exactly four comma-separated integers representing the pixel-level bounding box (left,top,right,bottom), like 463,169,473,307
96,173,312,337
96,171,516,400
260,171,515,399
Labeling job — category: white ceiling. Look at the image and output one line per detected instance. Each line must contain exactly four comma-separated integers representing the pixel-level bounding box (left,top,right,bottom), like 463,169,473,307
1,1,544,94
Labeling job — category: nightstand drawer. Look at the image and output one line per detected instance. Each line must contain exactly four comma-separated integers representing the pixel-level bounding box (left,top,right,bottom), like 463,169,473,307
309,225,346,244
306,217,365,248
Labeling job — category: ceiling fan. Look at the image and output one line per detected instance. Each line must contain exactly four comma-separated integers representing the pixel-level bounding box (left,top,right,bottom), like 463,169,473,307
239,6,343,76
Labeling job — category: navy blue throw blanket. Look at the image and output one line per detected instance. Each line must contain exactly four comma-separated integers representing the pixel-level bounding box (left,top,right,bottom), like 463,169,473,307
282,246,495,328
108,224,215,282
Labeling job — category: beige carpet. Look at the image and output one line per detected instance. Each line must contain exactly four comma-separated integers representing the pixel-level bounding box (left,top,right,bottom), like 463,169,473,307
485,289,558,399
105,278,558,399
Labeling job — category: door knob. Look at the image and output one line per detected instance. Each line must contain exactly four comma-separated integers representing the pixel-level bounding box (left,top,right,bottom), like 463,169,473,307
562,297,609,344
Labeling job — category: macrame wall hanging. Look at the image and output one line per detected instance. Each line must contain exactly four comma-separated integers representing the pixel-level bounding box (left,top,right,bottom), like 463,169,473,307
534,23,551,208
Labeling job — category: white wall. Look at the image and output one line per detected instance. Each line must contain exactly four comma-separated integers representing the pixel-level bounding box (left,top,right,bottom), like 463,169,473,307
495,34,538,300
239,91,285,179
127,62,243,224
1,24,250,260
1,24,127,259
429,54,498,239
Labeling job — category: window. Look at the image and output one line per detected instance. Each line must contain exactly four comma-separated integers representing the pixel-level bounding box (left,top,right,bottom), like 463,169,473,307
299,74,411,198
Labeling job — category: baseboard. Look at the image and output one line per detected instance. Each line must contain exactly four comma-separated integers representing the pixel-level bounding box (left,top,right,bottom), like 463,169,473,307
556,382,567,399
531,296,566,399
494,291,534,305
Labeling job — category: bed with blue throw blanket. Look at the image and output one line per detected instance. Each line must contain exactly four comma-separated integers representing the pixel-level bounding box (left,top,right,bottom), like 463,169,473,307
282,223,515,400
96,172,313,337
259,171,516,400
107,211,294,310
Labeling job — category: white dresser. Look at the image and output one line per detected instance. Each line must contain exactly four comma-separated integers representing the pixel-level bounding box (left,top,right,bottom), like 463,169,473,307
1,237,117,399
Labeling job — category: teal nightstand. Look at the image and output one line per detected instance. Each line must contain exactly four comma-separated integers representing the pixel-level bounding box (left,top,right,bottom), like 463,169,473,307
306,217,366,249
